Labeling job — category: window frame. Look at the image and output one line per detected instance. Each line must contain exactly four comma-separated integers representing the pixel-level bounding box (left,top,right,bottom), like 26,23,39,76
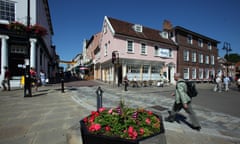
0,0,15,22
127,40,134,53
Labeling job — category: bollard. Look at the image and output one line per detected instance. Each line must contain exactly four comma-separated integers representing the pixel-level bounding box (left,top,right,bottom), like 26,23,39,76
24,65,32,97
96,86,103,111
61,78,64,93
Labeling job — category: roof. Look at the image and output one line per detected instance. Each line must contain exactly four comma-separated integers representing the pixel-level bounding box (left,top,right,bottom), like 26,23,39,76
107,16,176,46
174,26,220,43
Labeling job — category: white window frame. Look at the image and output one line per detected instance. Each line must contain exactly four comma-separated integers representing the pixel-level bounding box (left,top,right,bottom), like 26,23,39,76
211,55,215,65
199,53,204,63
208,42,212,50
127,40,134,53
183,50,189,61
104,43,107,56
199,68,204,79
198,39,203,47
192,68,197,79
205,55,209,64
187,35,193,44
205,69,209,79
0,0,15,22
183,68,189,80
141,43,147,55
192,51,197,62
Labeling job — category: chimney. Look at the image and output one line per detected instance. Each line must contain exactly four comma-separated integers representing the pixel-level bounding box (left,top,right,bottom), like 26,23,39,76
163,20,172,31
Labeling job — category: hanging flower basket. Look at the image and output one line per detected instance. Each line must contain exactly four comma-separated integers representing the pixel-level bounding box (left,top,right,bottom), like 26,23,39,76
7,22,47,36
80,102,166,144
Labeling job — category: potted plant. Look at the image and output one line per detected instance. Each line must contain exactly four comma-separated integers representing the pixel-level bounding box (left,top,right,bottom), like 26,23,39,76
80,101,166,144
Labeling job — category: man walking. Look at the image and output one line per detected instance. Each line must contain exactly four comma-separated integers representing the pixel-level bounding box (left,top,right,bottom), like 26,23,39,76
165,73,201,131
1,66,11,91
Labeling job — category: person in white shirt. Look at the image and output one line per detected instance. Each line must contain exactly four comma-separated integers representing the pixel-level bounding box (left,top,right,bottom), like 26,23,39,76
223,75,230,91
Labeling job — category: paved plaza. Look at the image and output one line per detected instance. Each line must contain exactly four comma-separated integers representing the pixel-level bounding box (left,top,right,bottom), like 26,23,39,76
0,80,240,144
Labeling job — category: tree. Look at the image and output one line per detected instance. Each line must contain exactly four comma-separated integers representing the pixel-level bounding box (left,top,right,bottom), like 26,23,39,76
224,53,240,63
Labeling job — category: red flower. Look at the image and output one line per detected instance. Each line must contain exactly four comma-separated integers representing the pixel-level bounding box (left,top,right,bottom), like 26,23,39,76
98,107,106,112
105,126,111,131
88,123,101,132
139,128,144,135
128,126,138,139
147,111,153,115
145,118,151,125
83,117,88,123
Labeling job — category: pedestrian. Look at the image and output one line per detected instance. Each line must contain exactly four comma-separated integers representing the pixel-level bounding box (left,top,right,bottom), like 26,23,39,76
1,66,11,91
215,75,222,92
133,76,138,87
223,75,230,91
123,75,129,91
30,67,38,91
40,70,46,86
165,73,201,131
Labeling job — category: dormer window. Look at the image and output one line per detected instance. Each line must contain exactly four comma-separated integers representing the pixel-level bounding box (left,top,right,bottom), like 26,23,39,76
133,24,142,32
160,31,168,39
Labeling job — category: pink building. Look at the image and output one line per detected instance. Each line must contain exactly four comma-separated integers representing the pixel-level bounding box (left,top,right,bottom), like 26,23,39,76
94,16,178,85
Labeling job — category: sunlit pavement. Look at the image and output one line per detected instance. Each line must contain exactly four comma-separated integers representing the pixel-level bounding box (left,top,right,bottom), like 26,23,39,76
0,80,239,144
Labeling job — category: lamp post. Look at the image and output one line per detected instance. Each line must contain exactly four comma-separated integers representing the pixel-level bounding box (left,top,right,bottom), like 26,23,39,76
24,0,31,97
222,42,232,76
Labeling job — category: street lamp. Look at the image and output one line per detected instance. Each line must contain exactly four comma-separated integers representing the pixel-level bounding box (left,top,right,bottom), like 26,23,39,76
24,0,32,97
222,42,232,76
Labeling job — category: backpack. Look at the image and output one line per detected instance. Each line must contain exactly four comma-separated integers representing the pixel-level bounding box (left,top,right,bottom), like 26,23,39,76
185,81,198,98
178,81,198,98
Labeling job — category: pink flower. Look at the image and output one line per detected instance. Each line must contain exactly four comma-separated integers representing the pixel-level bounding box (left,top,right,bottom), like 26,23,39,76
99,107,106,112
139,128,144,135
145,118,151,125
147,111,153,115
105,126,111,131
108,108,113,114
89,123,101,132
128,126,138,139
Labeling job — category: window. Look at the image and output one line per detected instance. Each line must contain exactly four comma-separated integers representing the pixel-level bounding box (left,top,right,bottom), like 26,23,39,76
133,24,142,32
127,65,140,73
198,39,203,47
205,69,209,79
192,68,197,79
208,42,212,50
127,40,134,53
199,68,204,79
154,46,158,56
205,55,209,64
183,50,189,61
211,55,215,65
103,23,107,34
199,53,203,63
0,0,15,22
151,66,160,73
141,43,147,54
104,43,107,56
187,35,192,44
192,52,197,62
183,68,189,79
142,65,149,73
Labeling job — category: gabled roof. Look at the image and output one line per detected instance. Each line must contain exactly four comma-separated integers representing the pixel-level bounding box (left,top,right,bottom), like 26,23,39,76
107,16,176,46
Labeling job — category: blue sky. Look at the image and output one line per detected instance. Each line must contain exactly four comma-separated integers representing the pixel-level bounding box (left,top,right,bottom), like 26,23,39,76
49,0,240,62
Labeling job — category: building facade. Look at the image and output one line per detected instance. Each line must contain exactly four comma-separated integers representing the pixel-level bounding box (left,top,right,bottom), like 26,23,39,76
93,16,178,85
171,26,219,82
0,0,57,86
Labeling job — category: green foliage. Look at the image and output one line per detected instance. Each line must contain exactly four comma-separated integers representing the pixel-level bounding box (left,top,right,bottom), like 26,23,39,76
83,104,161,140
224,53,240,63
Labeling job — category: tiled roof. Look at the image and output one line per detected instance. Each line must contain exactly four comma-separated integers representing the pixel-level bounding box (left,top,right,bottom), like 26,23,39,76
107,17,176,45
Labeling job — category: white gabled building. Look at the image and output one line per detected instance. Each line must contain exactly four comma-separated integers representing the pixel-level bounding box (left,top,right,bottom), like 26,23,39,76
0,0,57,87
